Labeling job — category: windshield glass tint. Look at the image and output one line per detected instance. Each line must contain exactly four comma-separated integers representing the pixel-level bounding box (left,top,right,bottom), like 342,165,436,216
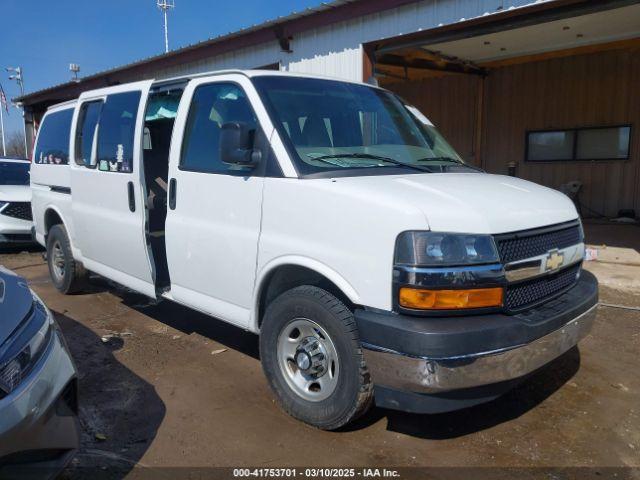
0,161,30,185
253,76,470,176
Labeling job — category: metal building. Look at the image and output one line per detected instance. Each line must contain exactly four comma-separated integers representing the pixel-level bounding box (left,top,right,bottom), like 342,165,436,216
16,0,640,217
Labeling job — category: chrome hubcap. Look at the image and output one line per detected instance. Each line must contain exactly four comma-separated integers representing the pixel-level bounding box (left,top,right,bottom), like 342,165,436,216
277,318,339,402
51,241,65,281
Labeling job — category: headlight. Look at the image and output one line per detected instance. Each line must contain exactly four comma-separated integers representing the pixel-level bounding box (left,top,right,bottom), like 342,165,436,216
0,292,53,397
395,231,499,266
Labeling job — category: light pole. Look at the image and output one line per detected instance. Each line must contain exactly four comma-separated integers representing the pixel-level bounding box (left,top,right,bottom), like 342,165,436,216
6,66,28,157
157,0,175,53
70,63,81,82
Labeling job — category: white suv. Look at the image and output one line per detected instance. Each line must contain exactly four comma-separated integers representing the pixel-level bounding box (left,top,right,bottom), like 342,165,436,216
0,157,33,245
30,71,598,429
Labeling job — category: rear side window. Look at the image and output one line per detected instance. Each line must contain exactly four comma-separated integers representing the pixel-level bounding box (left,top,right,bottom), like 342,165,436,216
75,101,103,167
180,83,257,174
96,91,141,173
34,109,73,165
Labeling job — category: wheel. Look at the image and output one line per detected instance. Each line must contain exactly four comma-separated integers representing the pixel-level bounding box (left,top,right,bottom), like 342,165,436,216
46,224,87,294
260,285,373,430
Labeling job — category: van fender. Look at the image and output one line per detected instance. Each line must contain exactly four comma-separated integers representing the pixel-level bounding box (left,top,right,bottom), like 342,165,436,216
250,255,361,333
42,204,81,259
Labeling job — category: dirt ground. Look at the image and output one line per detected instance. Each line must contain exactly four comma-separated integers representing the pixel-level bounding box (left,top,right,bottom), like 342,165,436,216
1,236,639,478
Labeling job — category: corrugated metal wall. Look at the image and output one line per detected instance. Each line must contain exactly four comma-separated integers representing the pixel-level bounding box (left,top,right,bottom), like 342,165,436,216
152,42,283,79
388,74,480,163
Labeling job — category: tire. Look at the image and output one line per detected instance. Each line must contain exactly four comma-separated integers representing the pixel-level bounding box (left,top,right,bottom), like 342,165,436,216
260,285,373,430
46,224,87,294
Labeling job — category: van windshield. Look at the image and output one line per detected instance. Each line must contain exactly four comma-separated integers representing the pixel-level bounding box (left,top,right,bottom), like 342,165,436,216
252,75,476,177
0,161,30,185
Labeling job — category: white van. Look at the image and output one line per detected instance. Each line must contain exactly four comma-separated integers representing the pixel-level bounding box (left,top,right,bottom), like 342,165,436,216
31,70,598,429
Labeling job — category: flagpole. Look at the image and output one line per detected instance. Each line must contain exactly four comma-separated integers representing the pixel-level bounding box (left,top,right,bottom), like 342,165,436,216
0,82,7,156
0,105,5,156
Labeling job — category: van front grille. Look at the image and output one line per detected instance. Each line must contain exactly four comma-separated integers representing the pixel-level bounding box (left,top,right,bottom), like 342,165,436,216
505,264,581,311
495,221,582,264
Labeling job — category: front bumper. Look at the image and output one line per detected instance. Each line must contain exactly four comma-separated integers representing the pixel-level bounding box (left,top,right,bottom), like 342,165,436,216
0,327,79,477
356,270,598,413
0,215,34,244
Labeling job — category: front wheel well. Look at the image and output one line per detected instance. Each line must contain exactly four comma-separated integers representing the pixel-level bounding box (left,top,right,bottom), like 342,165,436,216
44,209,64,235
257,265,354,329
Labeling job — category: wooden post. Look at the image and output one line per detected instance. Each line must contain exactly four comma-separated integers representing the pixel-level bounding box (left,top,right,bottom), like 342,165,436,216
362,44,375,83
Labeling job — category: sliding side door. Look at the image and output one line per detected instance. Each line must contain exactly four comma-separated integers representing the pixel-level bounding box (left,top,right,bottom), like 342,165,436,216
70,81,157,297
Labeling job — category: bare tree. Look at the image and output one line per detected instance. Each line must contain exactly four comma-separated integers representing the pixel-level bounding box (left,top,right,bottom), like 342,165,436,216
5,131,26,158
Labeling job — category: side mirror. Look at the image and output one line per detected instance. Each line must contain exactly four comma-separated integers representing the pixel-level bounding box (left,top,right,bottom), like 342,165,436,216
220,122,261,167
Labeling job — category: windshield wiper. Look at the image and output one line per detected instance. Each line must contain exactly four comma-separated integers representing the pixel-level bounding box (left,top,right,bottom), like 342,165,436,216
308,153,431,172
415,156,484,172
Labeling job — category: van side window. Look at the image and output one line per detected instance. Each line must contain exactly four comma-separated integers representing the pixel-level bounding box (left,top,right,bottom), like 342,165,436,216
75,101,103,167
180,83,257,174
34,109,73,165
96,91,141,173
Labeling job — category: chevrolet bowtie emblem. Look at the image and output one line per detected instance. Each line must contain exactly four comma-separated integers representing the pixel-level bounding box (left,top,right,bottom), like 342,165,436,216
545,250,564,271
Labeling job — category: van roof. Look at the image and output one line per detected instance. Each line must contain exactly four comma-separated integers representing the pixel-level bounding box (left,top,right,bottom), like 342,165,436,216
45,69,382,111
44,98,77,113
66,69,380,104
158,68,375,88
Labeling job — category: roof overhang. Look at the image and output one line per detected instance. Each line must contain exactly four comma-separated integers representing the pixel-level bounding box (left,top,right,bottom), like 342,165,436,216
372,0,640,79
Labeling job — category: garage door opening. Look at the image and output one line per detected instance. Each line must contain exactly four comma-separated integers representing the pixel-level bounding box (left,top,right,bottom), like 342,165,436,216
365,1,640,218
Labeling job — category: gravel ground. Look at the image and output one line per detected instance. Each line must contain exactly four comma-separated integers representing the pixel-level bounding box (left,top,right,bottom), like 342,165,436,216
1,247,638,479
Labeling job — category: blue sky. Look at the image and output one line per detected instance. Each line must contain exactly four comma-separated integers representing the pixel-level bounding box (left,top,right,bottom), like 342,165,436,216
0,0,322,136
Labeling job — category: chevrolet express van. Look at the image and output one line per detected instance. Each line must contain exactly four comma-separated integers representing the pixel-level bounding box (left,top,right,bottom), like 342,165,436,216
31,70,598,429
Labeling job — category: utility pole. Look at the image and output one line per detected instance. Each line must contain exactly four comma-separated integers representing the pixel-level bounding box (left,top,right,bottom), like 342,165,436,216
6,66,27,157
157,0,175,53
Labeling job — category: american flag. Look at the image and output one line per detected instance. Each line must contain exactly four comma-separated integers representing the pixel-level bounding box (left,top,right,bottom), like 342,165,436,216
0,83,8,113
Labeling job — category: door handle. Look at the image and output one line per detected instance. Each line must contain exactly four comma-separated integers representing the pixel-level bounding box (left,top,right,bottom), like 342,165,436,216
169,178,177,210
127,181,136,212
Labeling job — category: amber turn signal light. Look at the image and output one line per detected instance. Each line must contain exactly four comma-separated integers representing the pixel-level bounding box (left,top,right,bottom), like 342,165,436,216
399,287,503,310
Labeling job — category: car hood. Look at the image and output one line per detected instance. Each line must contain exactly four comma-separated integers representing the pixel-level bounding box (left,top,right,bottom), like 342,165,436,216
0,266,34,345
331,172,578,234
0,185,31,203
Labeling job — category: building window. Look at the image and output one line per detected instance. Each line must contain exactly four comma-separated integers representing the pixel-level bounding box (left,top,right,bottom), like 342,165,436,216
526,125,631,162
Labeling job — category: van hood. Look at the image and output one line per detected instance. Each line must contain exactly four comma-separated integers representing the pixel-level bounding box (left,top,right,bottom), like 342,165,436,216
0,185,31,203
0,267,34,345
332,172,578,234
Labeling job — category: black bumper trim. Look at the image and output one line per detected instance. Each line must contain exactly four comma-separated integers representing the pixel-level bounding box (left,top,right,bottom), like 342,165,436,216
355,270,598,359
374,379,524,414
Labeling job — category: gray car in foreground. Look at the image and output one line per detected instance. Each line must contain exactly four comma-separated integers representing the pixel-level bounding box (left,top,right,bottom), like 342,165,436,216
0,266,79,478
